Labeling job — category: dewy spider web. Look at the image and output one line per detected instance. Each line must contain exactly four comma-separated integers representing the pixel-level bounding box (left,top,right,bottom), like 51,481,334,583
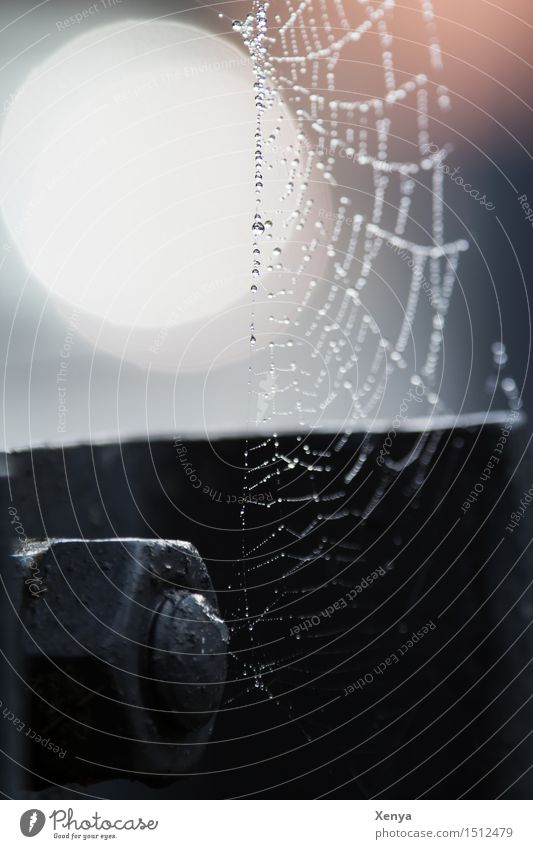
237,0,469,432
206,1,517,792
224,2,464,689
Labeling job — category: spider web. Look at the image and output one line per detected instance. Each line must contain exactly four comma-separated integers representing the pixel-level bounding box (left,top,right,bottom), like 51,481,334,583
238,0,469,430
213,0,477,794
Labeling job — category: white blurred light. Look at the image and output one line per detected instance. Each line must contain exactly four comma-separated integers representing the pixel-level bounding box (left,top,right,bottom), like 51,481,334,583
0,19,330,371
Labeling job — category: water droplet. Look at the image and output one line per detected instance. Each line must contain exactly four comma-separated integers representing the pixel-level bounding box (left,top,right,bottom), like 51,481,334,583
491,342,508,366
